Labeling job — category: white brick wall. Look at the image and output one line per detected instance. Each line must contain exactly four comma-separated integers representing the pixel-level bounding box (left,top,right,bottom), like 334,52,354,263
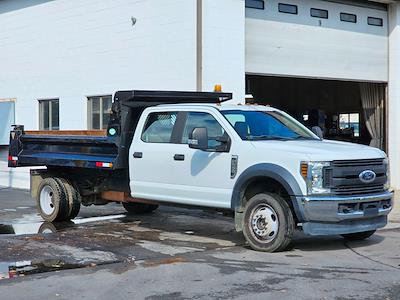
0,0,198,131
0,0,201,188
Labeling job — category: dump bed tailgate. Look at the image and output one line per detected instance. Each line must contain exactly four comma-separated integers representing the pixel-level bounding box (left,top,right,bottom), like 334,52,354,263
9,127,118,169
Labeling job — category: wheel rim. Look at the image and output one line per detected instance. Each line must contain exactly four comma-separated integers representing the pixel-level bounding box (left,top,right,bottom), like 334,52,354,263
40,185,55,216
249,204,279,243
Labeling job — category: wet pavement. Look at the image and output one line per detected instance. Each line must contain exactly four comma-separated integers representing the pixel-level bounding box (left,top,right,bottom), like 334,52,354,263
0,187,399,299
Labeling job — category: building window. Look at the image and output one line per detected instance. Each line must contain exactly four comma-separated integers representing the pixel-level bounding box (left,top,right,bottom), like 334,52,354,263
368,17,383,27
311,8,328,19
340,13,357,23
39,99,59,130
339,113,360,137
87,95,112,130
278,3,298,15
245,0,264,9
141,112,178,143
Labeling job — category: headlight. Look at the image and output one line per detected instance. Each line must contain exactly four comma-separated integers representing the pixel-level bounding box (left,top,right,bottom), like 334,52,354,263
301,161,331,195
383,157,390,190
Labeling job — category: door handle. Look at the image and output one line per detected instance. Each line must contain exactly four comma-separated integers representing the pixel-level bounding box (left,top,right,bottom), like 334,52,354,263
133,152,143,158
174,154,185,161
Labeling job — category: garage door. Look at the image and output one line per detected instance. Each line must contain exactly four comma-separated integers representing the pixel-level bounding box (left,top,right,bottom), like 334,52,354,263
245,0,388,82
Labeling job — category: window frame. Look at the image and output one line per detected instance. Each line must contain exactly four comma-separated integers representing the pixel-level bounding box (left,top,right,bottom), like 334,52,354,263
310,8,328,19
245,0,264,10
180,111,230,147
38,98,59,131
87,95,112,130
278,3,298,15
340,12,357,23
140,111,180,144
368,16,383,27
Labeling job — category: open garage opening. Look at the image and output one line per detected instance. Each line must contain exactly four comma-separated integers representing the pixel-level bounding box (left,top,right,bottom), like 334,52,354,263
246,75,387,150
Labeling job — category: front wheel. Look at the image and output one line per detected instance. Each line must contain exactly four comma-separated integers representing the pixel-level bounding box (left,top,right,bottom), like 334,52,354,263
341,230,376,241
242,193,294,252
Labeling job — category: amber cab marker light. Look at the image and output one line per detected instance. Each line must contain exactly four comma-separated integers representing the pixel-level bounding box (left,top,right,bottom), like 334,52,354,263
301,163,308,179
214,84,222,92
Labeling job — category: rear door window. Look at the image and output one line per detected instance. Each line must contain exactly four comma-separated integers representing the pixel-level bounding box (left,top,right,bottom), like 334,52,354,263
141,112,178,143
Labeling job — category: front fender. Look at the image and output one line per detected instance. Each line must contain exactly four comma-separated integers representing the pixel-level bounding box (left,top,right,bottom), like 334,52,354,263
231,163,305,221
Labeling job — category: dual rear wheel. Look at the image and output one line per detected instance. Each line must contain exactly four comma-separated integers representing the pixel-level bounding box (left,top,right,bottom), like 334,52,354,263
37,177,158,222
36,177,81,222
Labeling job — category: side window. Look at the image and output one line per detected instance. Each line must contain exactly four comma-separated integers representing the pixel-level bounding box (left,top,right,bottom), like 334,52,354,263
141,112,177,143
182,112,226,148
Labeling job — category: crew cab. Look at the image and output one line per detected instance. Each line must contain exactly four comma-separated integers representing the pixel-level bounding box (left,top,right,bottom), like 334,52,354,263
8,90,393,252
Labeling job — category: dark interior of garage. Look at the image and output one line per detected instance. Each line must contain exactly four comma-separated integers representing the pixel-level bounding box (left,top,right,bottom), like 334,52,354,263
246,75,386,150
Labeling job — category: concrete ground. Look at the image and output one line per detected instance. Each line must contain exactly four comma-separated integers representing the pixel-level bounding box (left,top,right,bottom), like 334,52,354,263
0,187,399,300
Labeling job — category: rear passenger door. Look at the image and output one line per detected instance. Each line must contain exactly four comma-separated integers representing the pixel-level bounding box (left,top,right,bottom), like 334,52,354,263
129,110,183,201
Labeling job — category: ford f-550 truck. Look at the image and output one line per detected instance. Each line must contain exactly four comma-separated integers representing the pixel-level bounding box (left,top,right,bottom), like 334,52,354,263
8,90,393,252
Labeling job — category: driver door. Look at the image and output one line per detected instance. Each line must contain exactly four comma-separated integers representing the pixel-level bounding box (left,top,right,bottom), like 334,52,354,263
170,111,234,208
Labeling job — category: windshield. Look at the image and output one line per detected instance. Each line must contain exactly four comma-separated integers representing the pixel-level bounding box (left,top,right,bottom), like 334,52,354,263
222,110,318,141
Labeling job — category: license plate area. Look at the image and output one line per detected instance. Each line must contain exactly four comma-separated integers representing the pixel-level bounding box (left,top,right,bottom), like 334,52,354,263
338,200,390,216
362,202,379,217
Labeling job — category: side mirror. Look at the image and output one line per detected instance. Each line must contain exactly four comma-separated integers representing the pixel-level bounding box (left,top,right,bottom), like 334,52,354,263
188,127,208,150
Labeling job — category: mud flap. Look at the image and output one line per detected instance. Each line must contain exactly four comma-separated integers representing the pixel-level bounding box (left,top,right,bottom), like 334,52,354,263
235,211,244,232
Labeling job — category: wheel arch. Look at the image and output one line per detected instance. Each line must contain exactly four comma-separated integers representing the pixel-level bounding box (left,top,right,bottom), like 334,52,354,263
231,163,305,222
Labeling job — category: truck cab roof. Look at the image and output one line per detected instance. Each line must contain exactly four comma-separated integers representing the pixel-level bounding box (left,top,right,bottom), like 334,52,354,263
154,103,277,112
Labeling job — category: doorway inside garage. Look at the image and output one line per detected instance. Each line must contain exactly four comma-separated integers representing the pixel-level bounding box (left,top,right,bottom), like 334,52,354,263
246,75,387,150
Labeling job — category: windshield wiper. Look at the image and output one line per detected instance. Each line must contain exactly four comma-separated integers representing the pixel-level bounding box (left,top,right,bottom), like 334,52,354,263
291,135,317,140
245,135,291,141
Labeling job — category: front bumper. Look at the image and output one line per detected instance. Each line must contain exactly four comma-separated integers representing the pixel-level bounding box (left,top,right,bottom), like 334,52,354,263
296,191,393,235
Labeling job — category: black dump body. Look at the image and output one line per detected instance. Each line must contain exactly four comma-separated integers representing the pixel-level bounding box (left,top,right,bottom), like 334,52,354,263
8,90,232,171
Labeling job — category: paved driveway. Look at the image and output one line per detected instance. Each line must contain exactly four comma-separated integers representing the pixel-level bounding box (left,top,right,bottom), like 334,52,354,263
0,187,399,300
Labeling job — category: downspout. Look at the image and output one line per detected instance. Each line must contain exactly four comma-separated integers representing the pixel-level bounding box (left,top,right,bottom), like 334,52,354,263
196,0,203,92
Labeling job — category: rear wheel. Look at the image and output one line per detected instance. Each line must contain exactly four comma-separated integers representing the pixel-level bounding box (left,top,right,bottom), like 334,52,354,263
36,178,69,222
122,202,159,214
242,193,294,252
341,230,376,241
56,178,81,220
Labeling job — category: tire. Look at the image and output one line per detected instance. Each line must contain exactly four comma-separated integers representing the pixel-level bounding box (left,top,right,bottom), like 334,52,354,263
242,193,294,252
122,202,159,214
341,230,376,241
36,178,69,222
56,178,81,220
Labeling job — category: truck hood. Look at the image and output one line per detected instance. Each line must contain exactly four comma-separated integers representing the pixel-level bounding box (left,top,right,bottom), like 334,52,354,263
250,139,386,161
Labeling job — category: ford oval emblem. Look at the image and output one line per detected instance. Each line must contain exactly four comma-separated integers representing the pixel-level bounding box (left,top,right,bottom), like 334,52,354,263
359,170,376,183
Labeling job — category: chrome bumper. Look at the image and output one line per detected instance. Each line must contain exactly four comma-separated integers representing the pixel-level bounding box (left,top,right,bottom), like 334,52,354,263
296,191,393,235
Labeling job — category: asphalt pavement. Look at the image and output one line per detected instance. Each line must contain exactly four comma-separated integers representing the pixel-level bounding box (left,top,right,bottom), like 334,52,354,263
0,187,399,300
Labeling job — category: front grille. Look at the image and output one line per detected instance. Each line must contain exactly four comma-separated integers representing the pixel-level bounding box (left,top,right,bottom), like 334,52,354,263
324,159,387,196
330,159,384,167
